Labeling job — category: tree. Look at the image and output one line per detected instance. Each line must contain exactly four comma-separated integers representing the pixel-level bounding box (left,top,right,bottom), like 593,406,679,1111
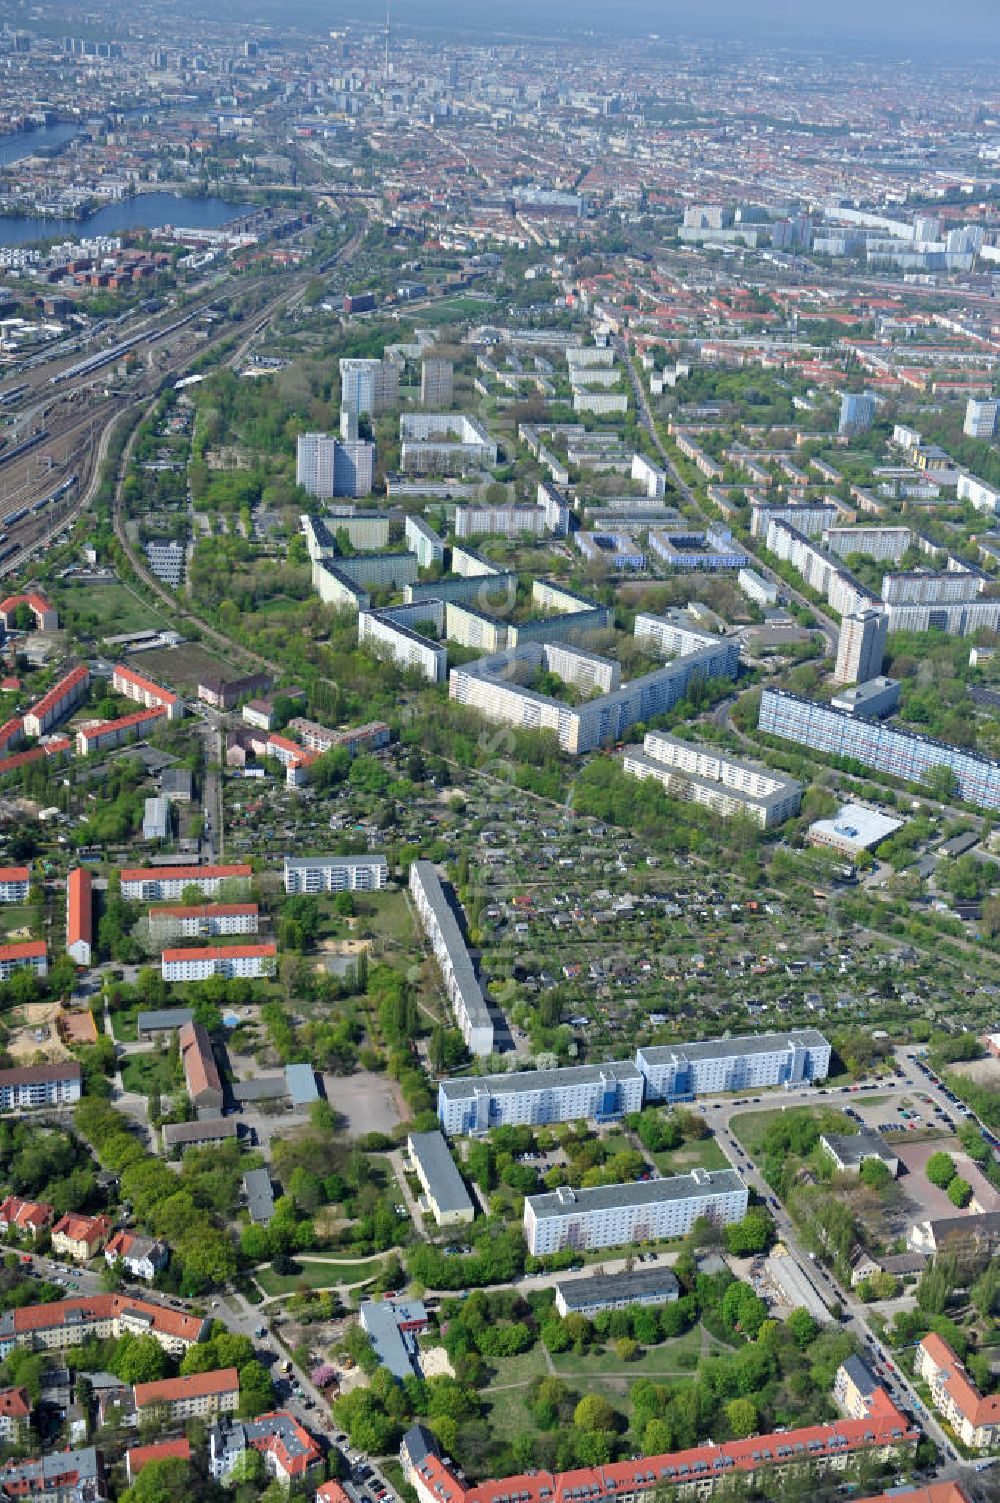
725,1397,758,1438
947,1176,972,1208
238,1359,276,1417
923,764,958,802
112,1334,168,1384
121,1457,190,1503
859,1158,891,1190
573,1394,617,1432
926,1152,956,1189
613,1336,639,1362
723,1207,773,1256
786,1308,818,1349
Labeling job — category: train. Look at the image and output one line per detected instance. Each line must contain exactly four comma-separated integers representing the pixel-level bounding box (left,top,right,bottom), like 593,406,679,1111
30,473,77,513
0,429,48,470
0,384,29,407
49,309,200,386
0,543,19,565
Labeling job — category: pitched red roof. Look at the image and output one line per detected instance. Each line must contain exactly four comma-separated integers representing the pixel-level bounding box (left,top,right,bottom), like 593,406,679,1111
163,943,275,962
11,1293,203,1343
920,1332,1000,1429
126,1439,191,1477
134,1367,238,1409
120,864,252,883
67,868,92,951
0,1388,30,1421
113,664,177,704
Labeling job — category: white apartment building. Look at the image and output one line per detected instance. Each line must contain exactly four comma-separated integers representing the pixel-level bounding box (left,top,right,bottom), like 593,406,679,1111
409,860,493,1056
964,398,1000,439
631,452,667,499
632,611,724,660
537,481,570,535
296,433,375,499
437,1061,644,1135
623,732,802,828
358,606,447,684
161,944,277,982
76,705,166,756
885,599,1000,636
636,1029,831,1101
400,413,498,474
22,665,90,738
881,570,984,605
0,942,47,982
834,609,889,686
282,855,388,894
0,867,29,903
404,514,445,568
454,503,548,539
957,473,1000,514
523,1169,748,1256
443,602,508,653
737,567,778,606
420,358,453,407
339,357,399,417
119,865,252,901
822,526,911,563
112,665,183,721
148,904,259,944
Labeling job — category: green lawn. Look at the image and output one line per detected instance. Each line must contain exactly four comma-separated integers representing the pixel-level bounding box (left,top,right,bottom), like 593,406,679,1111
730,1105,855,1155
255,1256,385,1296
550,1325,705,1380
0,905,36,936
52,581,171,638
651,1135,732,1176
121,1051,181,1097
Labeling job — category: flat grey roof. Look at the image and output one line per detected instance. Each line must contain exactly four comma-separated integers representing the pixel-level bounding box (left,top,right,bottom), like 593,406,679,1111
625,747,800,814
411,861,491,1036
232,1077,286,1102
438,1059,643,1103
285,1062,319,1106
137,1007,194,1032
407,1131,473,1217
554,1266,680,1309
822,1130,895,1166
162,1118,238,1146
527,1169,744,1222
244,1167,276,1225
638,1029,829,1067
360,1299,426,1380
283,854,388,870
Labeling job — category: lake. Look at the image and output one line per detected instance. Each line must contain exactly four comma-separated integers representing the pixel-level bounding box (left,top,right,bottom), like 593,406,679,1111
0,192,254,247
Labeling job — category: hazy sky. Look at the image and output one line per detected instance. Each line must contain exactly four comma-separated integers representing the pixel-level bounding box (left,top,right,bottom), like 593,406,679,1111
196,0,1000,56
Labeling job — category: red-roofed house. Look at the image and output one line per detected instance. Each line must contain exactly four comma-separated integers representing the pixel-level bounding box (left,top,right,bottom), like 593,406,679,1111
22,665,89,738
0,1387,30,1444
111,665,183,722
50,1213,111,1264
0,595,57,632
0,868,29,904
210,1412,322,1486
0,1197,55,1240
0,941,47,982
75,704,166,756
125,1439,190,1485
162,943,276,982
133,1368,238,1422
917,1332,1000,1449
316,1483,351,1503
66,869,92,968
409,1397,917,1503
857,1487,969,1503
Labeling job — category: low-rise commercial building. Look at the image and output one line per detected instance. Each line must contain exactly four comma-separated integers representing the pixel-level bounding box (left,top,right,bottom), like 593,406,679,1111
282,855,388,894
409,861,492,1056
523,1169,748,1256
821,1132,899,1178
554,1266,680,1319
830,677,901,719
406,1132,474,1227
359,1299,428,1381
437,1060,644,1135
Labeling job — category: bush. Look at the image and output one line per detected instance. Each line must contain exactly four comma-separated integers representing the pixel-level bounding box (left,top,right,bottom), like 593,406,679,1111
947,1176,972,1208
926,1152,955,1189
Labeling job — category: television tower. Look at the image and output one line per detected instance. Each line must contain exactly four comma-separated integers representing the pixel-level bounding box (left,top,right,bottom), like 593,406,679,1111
384,0,390,81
